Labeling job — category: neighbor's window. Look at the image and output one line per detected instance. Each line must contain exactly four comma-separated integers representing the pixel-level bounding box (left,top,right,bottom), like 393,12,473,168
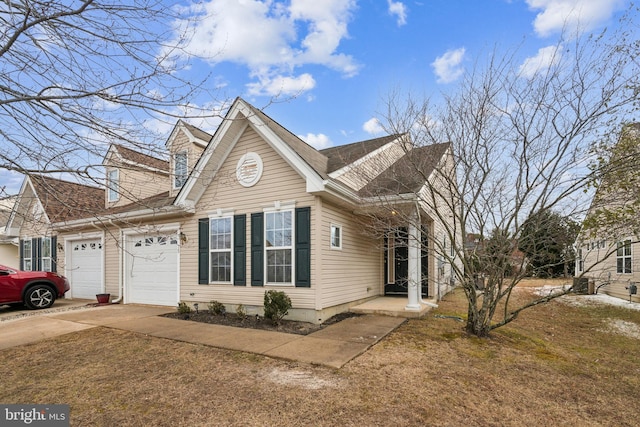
108,169,119,202
42,237,52,272
577,248,583,272
265,210,292,283
616,240,632,274
330,224,342,249
209,217,232,282
22,239,32,271
174,150,188,189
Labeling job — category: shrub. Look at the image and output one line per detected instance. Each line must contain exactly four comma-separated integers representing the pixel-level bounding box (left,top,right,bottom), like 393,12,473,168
177,301,191,314
263,290,292,324
208,300,226,315
236,304,247,320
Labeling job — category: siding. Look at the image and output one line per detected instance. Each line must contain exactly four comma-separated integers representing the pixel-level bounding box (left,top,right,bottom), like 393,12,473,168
318,200,382,308
169,129,205,198
180,125,317,309
106,166,168,208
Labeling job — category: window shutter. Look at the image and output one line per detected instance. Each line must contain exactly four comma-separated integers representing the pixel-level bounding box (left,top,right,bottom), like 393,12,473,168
251,212,264,286
233,214,246,286
295,207,311,287
19,239,24,270
51,236,57,273
198,218,209,284
33,237,42,271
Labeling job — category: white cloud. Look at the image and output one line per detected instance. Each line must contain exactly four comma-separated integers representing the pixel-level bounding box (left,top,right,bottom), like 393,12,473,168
526,0,627,37
298,132,332,149
519,45,562,78
246,73,316,97
168,0,359,96
363,117,384,135
388,1,408,26
431,47,466,84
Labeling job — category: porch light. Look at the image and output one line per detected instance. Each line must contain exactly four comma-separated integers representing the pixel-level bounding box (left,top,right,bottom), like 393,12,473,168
193,303,199,314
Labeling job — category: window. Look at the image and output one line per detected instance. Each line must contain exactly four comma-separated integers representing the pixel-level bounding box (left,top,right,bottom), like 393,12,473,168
22,239,32,271
42,237,52,272
330,224,342,249
577,248,583,272
265,210,293,284
617,240,632,274
174,151,188,189
108,169,119,202
209,217,232,282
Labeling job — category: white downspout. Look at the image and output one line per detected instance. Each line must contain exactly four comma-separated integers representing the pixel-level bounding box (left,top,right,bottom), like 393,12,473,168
109,220,124,303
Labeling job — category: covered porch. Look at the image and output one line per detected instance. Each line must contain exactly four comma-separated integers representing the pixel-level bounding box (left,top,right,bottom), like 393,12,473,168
350,296,438,318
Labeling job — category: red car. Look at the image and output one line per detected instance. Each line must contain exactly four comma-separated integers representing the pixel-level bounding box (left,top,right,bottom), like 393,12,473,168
0,264,70,309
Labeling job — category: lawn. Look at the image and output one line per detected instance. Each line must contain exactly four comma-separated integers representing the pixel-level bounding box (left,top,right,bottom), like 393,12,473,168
1,282,639,426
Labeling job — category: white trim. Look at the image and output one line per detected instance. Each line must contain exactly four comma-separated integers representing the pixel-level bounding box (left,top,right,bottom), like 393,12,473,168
207,216,234,284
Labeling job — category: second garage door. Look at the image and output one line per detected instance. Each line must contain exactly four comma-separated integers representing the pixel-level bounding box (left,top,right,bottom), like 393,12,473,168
126,233,179,306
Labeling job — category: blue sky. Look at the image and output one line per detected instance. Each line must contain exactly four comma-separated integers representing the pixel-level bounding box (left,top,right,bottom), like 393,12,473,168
0,0,633,195
166,0,630,148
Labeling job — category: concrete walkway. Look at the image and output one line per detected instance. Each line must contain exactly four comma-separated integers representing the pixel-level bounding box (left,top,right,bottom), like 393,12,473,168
0,304,406,368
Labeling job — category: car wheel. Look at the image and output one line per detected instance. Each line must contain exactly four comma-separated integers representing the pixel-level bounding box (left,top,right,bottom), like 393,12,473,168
24,285,56,309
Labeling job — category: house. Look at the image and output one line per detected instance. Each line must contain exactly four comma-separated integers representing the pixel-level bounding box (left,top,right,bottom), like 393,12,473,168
7,97,460,321
0,196,19,266
576,123,640,303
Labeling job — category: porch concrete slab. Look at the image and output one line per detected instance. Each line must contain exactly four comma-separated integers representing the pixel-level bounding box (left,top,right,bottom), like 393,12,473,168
264,336,370,369
310,315,406,344
0,316,95,350
350,297,436,318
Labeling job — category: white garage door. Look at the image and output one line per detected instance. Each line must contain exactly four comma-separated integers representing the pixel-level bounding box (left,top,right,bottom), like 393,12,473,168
126,233,178,306
69,239,103,299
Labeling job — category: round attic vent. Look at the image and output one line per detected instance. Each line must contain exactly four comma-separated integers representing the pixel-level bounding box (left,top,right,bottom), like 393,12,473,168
236,152,263,187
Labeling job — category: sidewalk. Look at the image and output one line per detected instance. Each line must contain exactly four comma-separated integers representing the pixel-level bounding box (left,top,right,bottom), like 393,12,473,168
0,304,406,368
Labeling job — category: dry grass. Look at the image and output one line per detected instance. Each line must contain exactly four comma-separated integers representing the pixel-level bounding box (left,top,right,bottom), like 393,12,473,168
1,286,639,426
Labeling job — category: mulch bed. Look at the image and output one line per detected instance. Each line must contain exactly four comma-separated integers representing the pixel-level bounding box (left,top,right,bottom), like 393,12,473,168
162,310,360,335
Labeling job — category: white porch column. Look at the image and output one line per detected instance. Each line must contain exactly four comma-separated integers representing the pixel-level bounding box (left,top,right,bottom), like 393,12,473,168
405,219,421,311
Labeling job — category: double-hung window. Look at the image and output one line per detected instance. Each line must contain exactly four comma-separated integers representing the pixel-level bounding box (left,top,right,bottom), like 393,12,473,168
617,240,632,274
265,210,293,284
174,151,188,189
108,169,119,202
22,239,32,271
330,224,342,249
209,217,232,282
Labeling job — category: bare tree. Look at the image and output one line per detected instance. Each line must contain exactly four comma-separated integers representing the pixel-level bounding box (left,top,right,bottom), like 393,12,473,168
370,15,639,336
0,0,225,194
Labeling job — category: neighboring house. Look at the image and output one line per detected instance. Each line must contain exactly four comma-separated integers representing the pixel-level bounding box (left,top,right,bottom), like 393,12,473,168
7,98,460,321
0,196,19,266
576,123,640,303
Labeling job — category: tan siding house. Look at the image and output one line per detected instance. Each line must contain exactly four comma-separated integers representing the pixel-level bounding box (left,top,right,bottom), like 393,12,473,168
6,97,460,321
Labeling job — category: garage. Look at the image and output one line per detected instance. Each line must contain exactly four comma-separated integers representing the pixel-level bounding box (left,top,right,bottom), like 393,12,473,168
126,232,179,306
68,238,103,299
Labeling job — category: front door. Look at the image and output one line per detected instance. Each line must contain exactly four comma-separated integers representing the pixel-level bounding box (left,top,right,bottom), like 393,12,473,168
384,228,428,297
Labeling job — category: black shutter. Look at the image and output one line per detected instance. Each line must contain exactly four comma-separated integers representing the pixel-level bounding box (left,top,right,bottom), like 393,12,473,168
19,239,24,270
33,237,42,271
233,214,246,286
51,236,57,272
198,218,209,284
251,212,264,286
295,207,311,287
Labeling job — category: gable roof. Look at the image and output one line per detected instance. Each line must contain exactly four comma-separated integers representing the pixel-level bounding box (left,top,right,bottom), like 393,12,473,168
321,134,403,173
359,142,451,197
28,175,105,223
166,120,213,150
107,144,169,173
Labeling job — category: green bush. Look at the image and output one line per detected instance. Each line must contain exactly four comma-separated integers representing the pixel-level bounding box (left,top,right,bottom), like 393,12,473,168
208,300,226,315
236,304,247,320
177,301,192,314
263,290,292,324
